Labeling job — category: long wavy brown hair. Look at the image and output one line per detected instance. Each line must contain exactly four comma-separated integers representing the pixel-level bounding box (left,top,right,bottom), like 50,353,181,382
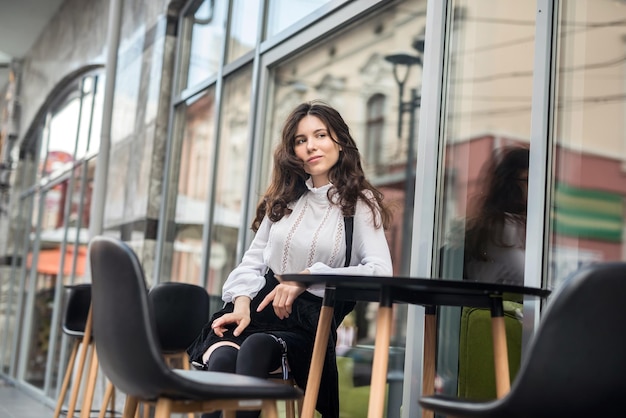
464,145,530,261
252,101,392,232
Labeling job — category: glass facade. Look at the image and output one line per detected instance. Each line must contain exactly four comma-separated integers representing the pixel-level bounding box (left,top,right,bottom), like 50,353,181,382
1,0,625,416
1,73,102,398
549,0,626,288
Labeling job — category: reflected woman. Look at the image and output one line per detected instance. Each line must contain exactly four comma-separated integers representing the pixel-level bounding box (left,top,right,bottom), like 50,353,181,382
464,145,529,285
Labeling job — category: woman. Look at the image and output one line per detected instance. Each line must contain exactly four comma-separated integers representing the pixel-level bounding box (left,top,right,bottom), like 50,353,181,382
463,145,529,285
188,101,393,418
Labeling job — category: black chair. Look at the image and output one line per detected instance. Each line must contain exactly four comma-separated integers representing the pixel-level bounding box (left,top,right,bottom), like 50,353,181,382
419,261,626,418
149,281,210,367
53,284,99,418
100,281,211,418
88,235,302,418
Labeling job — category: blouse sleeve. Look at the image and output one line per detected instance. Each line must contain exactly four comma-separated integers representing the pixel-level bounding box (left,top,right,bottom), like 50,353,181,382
308,197,393,277
221,217,272,303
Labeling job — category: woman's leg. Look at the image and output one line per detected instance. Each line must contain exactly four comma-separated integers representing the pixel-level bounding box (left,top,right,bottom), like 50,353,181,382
235,333,284,418
202,345,238,418
237,333,283,377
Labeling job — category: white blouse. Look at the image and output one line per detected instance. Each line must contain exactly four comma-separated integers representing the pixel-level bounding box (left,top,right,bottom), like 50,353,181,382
464,213,526,285
222,180,393,302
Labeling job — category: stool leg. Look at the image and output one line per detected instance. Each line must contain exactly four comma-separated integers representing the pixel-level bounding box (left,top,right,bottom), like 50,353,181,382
98,381,115,418
262,401,279,418
122,395,139,418
53,339,80,418
67,306,94,418
181,355,194,418
80,343,99,418
110,385,116,418
66,340,90,418
153,399,172,418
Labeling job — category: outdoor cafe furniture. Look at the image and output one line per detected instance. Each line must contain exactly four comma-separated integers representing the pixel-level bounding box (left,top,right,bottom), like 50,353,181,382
282,273,550,418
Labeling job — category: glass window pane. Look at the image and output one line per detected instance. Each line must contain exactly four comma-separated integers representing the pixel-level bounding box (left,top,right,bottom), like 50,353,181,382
438,0,536,284
181,0,228,90
268,0,425,277
226,0,260,63
265,2,424,415
208,66,253,296
44,100,79,177
266,0,332,39
164,89,217,287
549,0,626,289
436,0,536,399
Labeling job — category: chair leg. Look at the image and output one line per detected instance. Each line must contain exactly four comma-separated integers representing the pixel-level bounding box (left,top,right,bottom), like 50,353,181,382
154,398,173,418
110,384,116,418
66,340,91,418
80,344,100,418
53,339,80,418
98,382,115,418
222,410,236,418
285,398,295,418
262,400,279,418
180,353,194,418
122,395,139,418
68,307,94,418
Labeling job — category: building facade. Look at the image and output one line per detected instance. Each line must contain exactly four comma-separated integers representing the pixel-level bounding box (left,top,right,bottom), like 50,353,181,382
0,0,625,417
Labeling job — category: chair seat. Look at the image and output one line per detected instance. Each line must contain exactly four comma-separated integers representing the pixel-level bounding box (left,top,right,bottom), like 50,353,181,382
167,369,301,401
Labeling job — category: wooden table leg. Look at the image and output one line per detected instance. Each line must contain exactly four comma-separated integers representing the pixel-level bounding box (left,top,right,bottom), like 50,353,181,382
367,303,393,418
421,306,437,418
300,289,336,418
490,296,511,398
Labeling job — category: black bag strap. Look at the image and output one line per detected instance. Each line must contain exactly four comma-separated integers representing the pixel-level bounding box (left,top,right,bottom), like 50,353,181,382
343,216,353,267
335,217,355,324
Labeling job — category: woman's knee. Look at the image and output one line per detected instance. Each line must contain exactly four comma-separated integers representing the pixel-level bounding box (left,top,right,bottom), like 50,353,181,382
204,345,238,373
237,333,283,376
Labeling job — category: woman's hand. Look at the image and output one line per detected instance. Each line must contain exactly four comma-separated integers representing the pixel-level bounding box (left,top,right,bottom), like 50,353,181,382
211,296,251,337
257,270,309,319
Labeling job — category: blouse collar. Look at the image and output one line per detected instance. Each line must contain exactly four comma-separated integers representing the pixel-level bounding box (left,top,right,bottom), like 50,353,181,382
306,177,333,195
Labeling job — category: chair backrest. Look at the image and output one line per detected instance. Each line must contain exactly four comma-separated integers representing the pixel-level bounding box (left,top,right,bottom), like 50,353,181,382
507,262,626,415
88,235,175,399
149,281,210,354
62,284,92,337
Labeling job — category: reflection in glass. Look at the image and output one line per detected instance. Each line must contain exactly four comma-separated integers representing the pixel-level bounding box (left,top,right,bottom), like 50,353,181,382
208,66,253,297
23,188,58,389
7,71,101,390
165,89,216,287
436,0,536,399
550,0,626,290
438,0,536,282
266,0,332,39
0,194,35,375
463,146,529,286
227,0,260,63
182,0,228,90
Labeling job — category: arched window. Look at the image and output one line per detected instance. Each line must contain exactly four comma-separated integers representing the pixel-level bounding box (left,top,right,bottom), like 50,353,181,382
365,93,386,173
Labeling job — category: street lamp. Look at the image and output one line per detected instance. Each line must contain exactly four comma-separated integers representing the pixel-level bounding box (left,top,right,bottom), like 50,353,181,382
385,51,422,276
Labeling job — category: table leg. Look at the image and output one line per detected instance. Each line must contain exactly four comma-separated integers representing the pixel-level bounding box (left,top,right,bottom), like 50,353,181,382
490,297,511,398
367,304,393,418
421,306,437,418
301,291,335,418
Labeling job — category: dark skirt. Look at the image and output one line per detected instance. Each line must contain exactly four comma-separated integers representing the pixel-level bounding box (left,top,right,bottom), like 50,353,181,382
187,270,350,418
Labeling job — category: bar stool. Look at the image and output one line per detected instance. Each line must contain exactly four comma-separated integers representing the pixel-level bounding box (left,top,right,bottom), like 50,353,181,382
53,284,98,418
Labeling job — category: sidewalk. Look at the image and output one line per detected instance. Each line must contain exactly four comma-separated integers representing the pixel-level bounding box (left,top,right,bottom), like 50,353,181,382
0,379,54,418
